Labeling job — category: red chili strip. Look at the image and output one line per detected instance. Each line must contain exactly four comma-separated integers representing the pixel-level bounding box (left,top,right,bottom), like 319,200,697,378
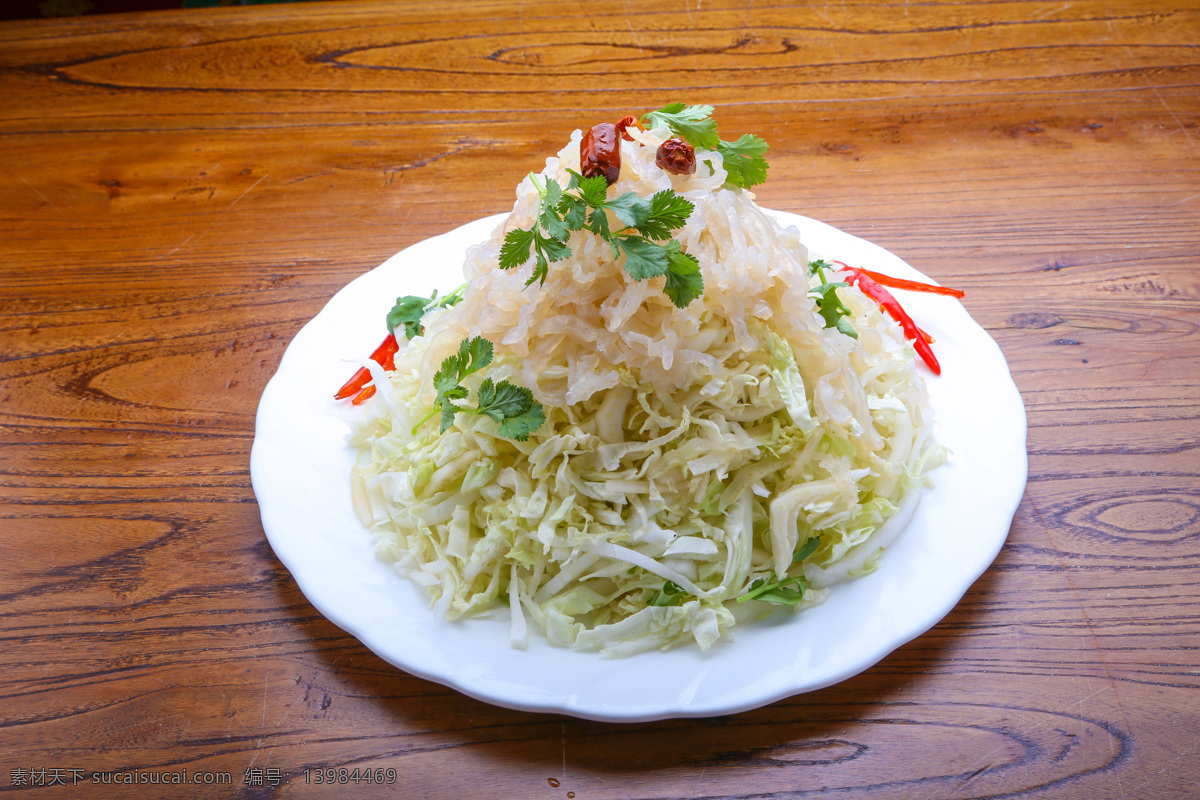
840,266,942,375
850,266,964,298
334,334,399,400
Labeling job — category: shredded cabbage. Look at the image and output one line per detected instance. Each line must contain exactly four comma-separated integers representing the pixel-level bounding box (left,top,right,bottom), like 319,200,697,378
348,124,943,656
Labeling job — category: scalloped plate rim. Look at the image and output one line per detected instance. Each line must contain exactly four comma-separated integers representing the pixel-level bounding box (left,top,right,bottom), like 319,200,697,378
250,210,1027,722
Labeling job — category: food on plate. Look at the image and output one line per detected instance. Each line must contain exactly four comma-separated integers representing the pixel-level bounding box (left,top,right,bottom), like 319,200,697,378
339,104,959,656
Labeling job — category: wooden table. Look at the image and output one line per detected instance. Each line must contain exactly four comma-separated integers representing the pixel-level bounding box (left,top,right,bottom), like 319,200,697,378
3,0,1197,796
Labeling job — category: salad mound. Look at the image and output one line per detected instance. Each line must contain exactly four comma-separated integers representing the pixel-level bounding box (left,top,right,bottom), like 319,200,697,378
345,105,947,657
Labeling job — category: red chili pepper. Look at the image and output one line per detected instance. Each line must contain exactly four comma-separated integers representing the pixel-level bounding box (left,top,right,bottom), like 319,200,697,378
844,265,964,298
334,334,399,400
581,122,621,185
840,266,942,375
615,115,638,142
655,137,696,175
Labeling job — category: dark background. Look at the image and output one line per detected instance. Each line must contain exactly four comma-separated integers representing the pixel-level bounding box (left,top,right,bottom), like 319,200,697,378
1,0,324,23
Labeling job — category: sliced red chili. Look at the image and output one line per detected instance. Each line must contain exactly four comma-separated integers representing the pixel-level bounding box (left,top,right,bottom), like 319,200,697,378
334,334,399,399
850,267,964,298
841,266,942,375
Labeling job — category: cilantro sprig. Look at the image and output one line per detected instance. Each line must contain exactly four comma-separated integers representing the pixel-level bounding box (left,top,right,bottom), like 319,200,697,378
640,103,770,190
737,574,808,605
416,336,546,441
647,580,687,607
386,282,467,340
733,538,821,605
500,171,703,308
807,259,858,339
499,176,572,287
497,104,770,308
793,535,822,563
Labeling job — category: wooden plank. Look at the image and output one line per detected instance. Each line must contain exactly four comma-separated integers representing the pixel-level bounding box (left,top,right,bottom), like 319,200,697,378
1,0,1197,796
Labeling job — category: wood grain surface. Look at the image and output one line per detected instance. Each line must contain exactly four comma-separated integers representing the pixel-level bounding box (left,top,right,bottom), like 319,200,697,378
2,0,1197,797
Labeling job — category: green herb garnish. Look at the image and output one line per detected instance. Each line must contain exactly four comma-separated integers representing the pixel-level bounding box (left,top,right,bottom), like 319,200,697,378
807,259,857,339
648,581,687,607
386,282,467,340
793,535,821,563
737,575,808,606
475,377,546,441
640,103,770,190
415,336,545,441
642,103,720,149
500,172,703,308
717,133,770,190
498,177,572,287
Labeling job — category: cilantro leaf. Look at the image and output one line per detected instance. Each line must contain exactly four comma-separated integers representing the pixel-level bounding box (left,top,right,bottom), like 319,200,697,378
558,192,589,231
807,260,858,340
575,173,610,208
419,337,545,441
637,191,694,240
386,284,467,340
792,535,821,563
386,295,433,339
648,580,686,607
663,244,703,308
586,205,613,240
529,233,572,286
718,133,769,189
602,192,651,230
434,358,465,400
439,383,469,404
539,234,572,262
432,353,470,432
539,180,569,242
432,335,491,420
475,377,545,440
641,104,770,192
498,148,702,308
500,175,574,285
737,575,808,605
641,103,719,150
810,281,858,340
807,258,832,276
617,236,671,280
457,336,493,375
439,399,460,432
475,377,531,423
497,400,546,441
500,228,535,271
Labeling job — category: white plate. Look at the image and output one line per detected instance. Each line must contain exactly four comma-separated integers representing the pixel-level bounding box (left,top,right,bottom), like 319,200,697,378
251,211,1027,722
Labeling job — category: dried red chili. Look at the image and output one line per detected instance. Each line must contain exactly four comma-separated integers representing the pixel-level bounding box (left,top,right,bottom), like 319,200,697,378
615,115,638,141
656,137,696,175
581,122,621,185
